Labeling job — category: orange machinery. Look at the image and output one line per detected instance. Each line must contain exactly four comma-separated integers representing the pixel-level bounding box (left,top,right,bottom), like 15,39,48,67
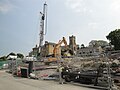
44,37,68,63
53,37,67,57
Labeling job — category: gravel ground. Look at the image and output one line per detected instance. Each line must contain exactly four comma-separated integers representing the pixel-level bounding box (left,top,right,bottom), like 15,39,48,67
0,70,99,90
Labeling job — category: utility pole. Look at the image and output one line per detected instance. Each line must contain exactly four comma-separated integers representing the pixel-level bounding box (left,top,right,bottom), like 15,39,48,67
106,52,112,90
39,2,47,54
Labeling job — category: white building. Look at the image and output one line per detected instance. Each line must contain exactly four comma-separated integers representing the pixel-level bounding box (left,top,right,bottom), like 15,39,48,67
7,55,17,60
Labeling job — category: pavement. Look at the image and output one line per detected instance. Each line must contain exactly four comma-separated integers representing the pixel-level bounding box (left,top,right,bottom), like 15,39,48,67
0,70,99,90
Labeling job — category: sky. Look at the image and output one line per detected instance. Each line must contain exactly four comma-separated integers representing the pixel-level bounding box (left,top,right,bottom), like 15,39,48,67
0,0,120,56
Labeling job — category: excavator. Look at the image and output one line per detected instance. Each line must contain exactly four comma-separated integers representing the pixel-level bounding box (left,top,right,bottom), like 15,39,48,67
44,37,70,64
53,37,67,57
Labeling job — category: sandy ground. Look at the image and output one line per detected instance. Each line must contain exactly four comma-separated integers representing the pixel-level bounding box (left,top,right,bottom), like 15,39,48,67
0,70,99,90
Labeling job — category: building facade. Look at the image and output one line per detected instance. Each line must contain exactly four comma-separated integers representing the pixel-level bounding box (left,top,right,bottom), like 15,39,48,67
29,35,78,57
32,45,39,57
29,45,39,57
69,35,77,55
40,41,61,57
77,46,104,57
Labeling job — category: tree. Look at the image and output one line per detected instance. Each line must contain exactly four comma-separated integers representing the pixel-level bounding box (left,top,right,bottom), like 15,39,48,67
106,29,120,50
0,56,7,61
17,53,24,59
81,44,85,49
8,52,16,56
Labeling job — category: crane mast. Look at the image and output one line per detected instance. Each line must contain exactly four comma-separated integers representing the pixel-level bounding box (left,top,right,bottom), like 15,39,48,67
39,2,47,53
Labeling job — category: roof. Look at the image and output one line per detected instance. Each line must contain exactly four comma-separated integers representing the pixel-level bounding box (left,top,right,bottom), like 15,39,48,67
45,42,56,45
7,55,17,59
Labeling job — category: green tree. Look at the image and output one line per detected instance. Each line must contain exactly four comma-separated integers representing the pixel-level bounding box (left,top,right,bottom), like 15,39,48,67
0,56,7,61
17,53,24,59
106,29,120,50
81,44,85,49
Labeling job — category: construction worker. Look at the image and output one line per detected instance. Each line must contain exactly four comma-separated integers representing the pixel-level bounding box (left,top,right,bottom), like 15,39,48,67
17,66,21,77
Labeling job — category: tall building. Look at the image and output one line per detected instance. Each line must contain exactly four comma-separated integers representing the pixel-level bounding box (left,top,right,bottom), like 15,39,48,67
69,35,77,55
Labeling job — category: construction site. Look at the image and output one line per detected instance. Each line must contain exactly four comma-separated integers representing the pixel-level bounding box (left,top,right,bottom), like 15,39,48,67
1,2,120,90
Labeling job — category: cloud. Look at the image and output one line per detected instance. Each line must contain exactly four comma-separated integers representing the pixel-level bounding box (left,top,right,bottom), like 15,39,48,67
0,0,15,14
65,0,93,13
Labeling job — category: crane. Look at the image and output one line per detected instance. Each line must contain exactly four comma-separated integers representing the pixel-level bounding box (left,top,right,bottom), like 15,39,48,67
31,2,47,79
39,2,47,54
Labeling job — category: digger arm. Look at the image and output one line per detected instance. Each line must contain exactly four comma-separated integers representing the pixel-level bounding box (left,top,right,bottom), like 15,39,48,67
53,37,68,57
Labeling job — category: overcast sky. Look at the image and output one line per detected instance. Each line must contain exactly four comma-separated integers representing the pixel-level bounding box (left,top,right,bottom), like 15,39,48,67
0,0,120,56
